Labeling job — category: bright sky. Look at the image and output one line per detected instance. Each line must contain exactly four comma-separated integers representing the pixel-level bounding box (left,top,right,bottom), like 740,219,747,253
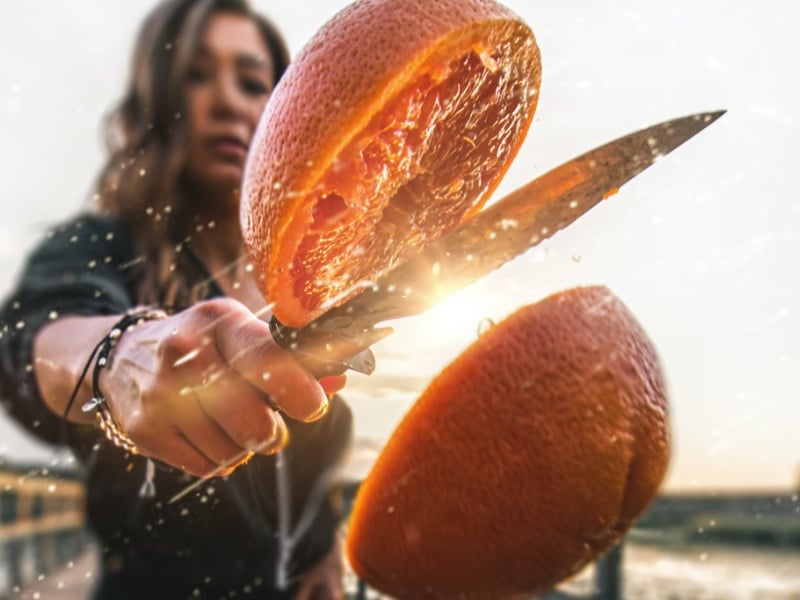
0,1,797,493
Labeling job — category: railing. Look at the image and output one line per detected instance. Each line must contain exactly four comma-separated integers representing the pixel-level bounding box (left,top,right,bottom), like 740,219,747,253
0,468,622,599
0,466,89,598
540,544,623,600
346,547,623,600
345,546,622,599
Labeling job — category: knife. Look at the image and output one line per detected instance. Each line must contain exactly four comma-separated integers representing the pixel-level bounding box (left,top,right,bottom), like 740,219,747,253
270,110,726,377
168,110,724,505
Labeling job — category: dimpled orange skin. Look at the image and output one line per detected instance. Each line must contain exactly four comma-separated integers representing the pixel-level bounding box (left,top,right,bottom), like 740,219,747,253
345,286,670,599
241,0,541,328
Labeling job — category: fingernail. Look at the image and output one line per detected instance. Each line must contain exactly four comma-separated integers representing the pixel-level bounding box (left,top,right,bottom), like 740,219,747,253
253,416,289,455
319,374,347,395
263,394,280,411
306,394,329,422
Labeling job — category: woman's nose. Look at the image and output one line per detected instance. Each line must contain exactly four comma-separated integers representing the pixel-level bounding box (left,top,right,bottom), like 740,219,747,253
210,73,245,119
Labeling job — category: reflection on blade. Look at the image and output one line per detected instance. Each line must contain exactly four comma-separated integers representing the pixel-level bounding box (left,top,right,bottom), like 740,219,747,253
280,110,726,371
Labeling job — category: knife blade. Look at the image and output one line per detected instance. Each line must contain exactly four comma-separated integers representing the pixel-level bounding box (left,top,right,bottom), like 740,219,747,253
271,110,725,376
169,111,723,505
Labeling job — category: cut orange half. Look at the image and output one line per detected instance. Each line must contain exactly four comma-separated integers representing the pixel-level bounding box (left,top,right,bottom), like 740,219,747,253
345,286,671,599
241,0,541,327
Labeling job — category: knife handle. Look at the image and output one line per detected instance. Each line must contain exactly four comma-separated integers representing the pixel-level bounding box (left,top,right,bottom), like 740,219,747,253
268,316,349,378
269,315,388,378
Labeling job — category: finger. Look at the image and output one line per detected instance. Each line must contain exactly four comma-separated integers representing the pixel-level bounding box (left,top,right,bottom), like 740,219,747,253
137,429,226,478
294,533,345,600
319,374,347,396
247,351,330,422
209,304,329,421
170,397,250,467
196,371,289,454
297,574,341,600
294,578,319,600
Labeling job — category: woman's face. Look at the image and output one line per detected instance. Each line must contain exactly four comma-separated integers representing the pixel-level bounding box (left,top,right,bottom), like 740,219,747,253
183,11,275,194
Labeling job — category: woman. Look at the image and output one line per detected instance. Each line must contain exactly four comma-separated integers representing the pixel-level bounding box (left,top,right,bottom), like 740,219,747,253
0,1,353,598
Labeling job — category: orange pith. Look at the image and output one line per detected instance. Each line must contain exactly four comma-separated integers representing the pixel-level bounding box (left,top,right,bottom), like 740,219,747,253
345,286,671,599
241,0,541,327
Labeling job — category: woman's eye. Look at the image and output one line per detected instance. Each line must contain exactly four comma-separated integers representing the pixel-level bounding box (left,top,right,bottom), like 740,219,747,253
187,66,210,84
239,77,270,96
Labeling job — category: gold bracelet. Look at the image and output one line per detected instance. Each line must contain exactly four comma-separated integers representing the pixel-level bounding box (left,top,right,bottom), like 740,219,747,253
96,405,140,454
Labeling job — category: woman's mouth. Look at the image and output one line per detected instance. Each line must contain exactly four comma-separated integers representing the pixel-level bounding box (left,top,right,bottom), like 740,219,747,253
208,136,248,159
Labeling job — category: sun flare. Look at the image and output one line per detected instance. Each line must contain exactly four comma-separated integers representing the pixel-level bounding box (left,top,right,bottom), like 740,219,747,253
410,286,498,349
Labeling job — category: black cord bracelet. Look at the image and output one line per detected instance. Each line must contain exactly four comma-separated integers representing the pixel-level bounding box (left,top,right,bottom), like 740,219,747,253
64,306,168,454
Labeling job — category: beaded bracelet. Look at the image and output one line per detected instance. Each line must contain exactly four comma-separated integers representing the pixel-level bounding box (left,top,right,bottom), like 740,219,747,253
64,306,168,454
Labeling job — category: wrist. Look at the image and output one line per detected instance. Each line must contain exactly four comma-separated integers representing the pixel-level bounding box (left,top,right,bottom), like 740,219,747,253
68,306,169,452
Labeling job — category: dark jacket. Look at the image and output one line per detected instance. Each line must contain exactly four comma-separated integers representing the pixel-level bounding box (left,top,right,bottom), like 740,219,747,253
0,213,353,599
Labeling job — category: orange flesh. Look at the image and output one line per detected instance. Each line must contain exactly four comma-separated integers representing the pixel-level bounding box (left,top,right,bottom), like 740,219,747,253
602,186,620,200
289,44,532,314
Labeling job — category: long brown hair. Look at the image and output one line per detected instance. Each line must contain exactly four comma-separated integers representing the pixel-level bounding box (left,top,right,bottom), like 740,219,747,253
92,0,289,307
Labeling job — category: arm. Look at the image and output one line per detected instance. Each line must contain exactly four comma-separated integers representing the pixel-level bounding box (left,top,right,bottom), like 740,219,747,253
1,215,341,475
33,298,335,476
0,215,134,443
33,314,121,423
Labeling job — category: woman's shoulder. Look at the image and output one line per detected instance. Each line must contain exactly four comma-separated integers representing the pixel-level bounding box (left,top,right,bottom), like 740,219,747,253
28,211,136,265
40,212,133,247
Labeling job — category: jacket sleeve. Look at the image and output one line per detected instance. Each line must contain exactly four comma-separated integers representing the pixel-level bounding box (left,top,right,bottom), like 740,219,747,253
0,214,136,445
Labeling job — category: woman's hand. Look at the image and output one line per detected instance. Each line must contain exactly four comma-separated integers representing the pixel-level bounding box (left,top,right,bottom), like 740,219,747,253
99,298,337,476
294,531,345,600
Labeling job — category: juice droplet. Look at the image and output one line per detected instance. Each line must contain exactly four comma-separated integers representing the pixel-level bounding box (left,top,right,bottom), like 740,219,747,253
477,317,496,337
